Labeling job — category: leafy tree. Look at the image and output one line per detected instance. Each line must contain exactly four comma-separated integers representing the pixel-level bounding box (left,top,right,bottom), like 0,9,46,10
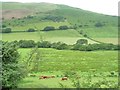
43,26,55,31
42,15,65,22
51,42,68,50
2,24,6,28
95,22,104,27
83,34,88,37
27,28,35,32
76,39,88,45
2,42,24,88
37,41,51,48
25,47,41,73
19,40,36,48
59,25,69,30
2,28,11,33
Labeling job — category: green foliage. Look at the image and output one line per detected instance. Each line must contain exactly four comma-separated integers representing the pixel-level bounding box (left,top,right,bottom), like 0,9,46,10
59,25,69,30
2,42,24,88
42,15,65,22
27,28,36,32
76,39,88,45
95,22,104,27
72,43,119,51
2,28,11,33
25,47,41,73
51,42,68,50
19,40,36,48
37,41,51,48
43,26,55,31
2,24,7,28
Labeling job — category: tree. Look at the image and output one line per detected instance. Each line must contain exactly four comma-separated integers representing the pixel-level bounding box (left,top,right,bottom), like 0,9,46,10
25,47,41,73
37,41,51,48
59,25,69,30
95,22,104,27
27,28,36,32
51,42,68,50
43,26,55,31
19,40,36,48
2,24,6,28
76,39,88,45
2,28,11,33
2,42,24,88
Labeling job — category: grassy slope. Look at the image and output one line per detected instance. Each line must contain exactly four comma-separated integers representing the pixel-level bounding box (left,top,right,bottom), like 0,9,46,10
2,2,118,44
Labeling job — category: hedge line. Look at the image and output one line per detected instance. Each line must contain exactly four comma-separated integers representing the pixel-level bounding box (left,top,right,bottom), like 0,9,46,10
2,40,119,51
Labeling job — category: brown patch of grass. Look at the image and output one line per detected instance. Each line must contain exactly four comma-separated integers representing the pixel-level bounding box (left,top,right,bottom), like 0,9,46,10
2,9,33,19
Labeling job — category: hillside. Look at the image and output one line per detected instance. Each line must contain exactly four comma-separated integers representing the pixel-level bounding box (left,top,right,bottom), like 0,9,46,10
1,2,118,44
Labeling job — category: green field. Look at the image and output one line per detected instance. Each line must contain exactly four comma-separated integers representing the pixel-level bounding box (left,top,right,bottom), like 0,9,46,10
18,48,118,88
2,2,119,88
2,30,97,44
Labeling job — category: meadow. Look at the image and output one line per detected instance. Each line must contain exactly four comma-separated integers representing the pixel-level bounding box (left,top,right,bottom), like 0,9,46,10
2,30,97,44
18,48,118,88
2,2,119,89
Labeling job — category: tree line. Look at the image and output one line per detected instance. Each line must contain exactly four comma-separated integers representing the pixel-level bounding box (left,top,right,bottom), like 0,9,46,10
1,25,71,33
4,39,120,51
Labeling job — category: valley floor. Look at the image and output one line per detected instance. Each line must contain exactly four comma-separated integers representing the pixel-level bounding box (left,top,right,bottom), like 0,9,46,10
18,48,118,88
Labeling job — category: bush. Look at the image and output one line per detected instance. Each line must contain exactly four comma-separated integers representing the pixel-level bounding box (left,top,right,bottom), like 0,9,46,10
95,22,104,27
43,26,55,31
2,42,24,88
27,28,35,32
37,41,51,48
2,24,6,28
2,28,11,33
76,39,88,45
59,25,69,30
51,42,68,50
19,40,36,48
42,15,65,22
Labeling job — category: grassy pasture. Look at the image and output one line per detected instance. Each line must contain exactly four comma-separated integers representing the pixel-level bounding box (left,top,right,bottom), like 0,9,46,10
19,48,118,72
18,71,118,88
94,38,118,45
2,29,97,44
18,48,118,88
6,21,70,31
81,27,118,38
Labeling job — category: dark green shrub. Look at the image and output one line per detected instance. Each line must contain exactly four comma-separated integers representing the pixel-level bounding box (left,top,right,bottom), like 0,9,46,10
19,40,36,48
27,28,35,32
42,15,65,22
95,22,104,27
2,28,11,33
43,26,55,31
37,41,51,48
2,42,24,88
59,25,69,30
76,39,88,45
51,42,68,50
2,24,6,28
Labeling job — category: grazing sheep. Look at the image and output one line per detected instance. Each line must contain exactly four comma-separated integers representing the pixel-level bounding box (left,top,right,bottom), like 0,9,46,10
39,75,55,79
39,76,48,79
61,77,68,80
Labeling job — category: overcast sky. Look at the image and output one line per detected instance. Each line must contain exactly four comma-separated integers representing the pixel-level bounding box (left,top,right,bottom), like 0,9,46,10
2,0,120,16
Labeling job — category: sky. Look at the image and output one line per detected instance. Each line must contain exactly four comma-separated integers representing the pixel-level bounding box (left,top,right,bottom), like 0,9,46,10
2,0,120,16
